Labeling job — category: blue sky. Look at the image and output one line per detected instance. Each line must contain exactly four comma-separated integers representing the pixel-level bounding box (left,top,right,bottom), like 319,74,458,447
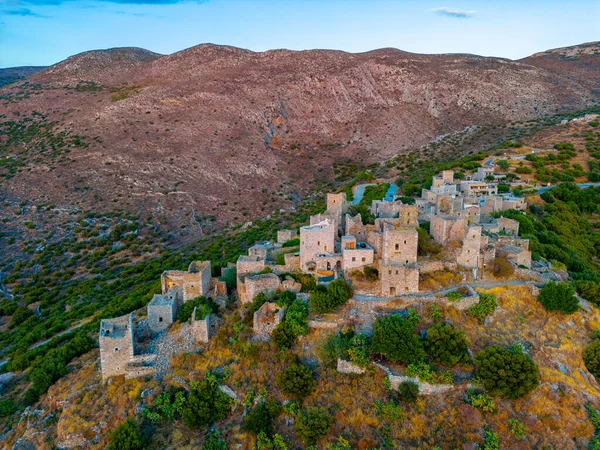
0,0,598,67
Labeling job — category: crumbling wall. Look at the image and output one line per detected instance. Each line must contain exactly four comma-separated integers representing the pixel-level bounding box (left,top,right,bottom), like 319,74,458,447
244,273,281,304
253,303,286,341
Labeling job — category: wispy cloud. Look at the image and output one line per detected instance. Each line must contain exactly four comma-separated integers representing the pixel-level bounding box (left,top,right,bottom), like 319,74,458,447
432,7,476,18
1,7,49,17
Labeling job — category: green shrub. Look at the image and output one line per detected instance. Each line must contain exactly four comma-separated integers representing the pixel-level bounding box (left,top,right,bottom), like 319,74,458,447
295,406,333,445
467,293,497,323
284,299,309,337
374,399,405,421
469,392,497,412
181,379,232,429
371,314,425,363
177,297,218,322
309,279,353,314
447,291,462,302
108,418,143,450
242,400,282,437
395,381,419,403
538,281,579,314
425,322,469,366
483,429,500,450
363,265,379,281
0,399,17,417
202,431,228,450
509,418,526,438
275,290,296,307
282,238,300,248
276,362,316,400
272,323,296,350
584,339,600,378
475,345,539,399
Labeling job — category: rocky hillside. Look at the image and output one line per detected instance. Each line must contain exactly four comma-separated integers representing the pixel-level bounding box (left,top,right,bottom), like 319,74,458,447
0,66,46,88
0,43,599,243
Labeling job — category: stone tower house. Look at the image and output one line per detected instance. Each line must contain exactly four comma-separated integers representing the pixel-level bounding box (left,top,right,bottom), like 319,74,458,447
300,219,336,272
99,314,134,382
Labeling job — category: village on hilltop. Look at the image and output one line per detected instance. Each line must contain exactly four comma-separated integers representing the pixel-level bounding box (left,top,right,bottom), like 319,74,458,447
99,159,562,384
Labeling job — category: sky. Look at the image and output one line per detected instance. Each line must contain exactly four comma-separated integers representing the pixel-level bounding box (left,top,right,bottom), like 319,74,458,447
0,0,598,68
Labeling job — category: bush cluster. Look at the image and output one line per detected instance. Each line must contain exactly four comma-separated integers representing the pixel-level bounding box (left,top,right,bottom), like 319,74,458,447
371,314,425,364
425,322,469,366
309,279,353,314
272,297,309,350
475,345,539,399
276,361,316,400
538,281,579,314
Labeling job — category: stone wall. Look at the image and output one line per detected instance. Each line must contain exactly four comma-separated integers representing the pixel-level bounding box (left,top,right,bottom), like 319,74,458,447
337,359,366,375
497,217,519,236
381,264,419,296
457,225,482,269
277,229,297,243
375,363,454,395
283,253,300,271
190,311,213,344
382,225,418,266
161,261,211,301
430,215,468,245
244,273,281,304
237,255,265,276
342,246,375,271
253,302,286,340
147,293,178,333
99,314,135,381
281,276,302,293
300,219,336,272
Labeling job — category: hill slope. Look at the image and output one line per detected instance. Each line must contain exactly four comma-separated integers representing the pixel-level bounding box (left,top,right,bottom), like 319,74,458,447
0,43,599,243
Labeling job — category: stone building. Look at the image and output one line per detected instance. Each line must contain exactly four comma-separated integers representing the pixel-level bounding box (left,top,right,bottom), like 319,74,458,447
237,255,266,277
457,226,483,269
382,224,418,266
381,263,419,295
341,236,375,272
456,205,481,224
300,219,336,272
243,273,281,304
147,290,179,333
161,261,211,302
253,302,286,341
190,309,219,344
430,215,468,246
497,217,520,236
99,314,135,381
249,242,276,259
277,229,297,244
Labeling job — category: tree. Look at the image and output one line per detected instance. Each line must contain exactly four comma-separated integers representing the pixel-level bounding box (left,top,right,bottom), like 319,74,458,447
425,322,469,366
309,279,353,314
108,418,143,450
242,400,282,437
371,315,425,364
584,339,600,378
272,323,296,350
181,380,232,429
538,281,579,314
395,381,419,403
276,362,316,400
497,159,510,171
295,407,333,445
474,345,539,399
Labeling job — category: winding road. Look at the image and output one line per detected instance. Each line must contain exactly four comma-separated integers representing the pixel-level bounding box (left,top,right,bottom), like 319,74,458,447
538,183,600,194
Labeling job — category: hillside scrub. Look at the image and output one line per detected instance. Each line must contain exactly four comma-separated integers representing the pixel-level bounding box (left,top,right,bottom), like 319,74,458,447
474,345,539,399
276,361,316,401
538,281,579,314
425,322,470,366
309,279,353,314
371,314,425,364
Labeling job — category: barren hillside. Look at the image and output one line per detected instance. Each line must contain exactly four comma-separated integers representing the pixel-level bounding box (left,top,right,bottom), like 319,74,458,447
0,42,599,243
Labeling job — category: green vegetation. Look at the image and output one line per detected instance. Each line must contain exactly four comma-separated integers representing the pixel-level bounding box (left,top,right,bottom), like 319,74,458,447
467,293,498,323
371,313,425,364
242,400,282,437
475,345,539,399
320,329,371,368
309,279,353,314
425,322,469,366
584,338,600,379
177,296,218,322
276,361,316,400
107,418,144,450
180,379,232,429
469,391,497,413
295,406,333,445
394,381,419,403
272,297,308,350
538,281,579,314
